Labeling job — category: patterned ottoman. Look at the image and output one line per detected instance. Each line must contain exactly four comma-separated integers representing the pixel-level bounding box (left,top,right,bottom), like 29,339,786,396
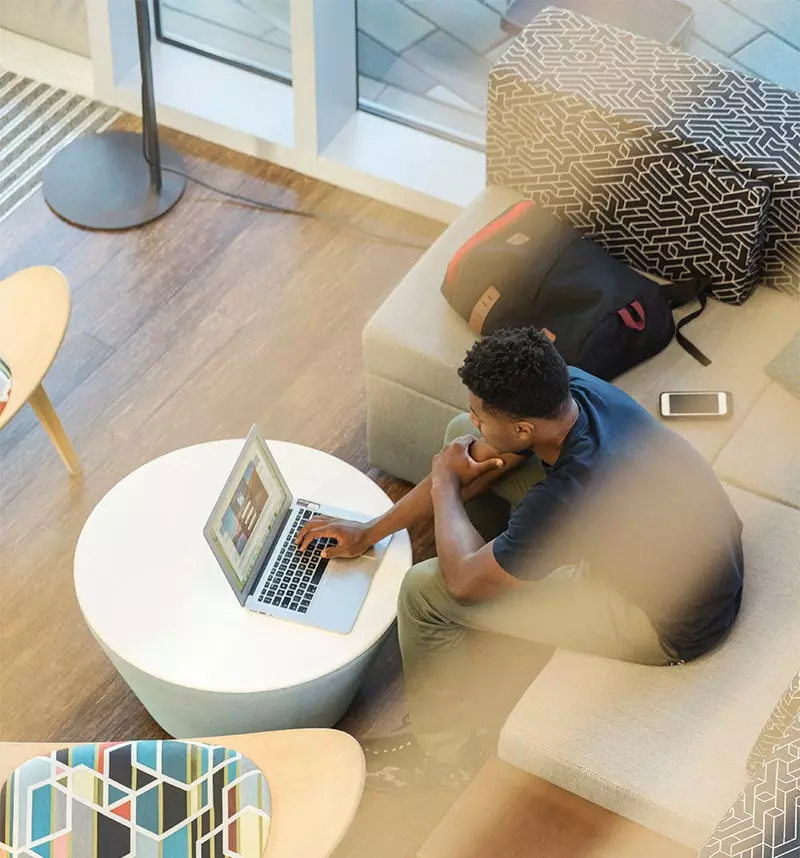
0,741,271,858
699,671,800,857
487,7,800,302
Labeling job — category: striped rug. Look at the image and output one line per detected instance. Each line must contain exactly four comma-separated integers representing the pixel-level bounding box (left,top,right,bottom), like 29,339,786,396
0,70,120,225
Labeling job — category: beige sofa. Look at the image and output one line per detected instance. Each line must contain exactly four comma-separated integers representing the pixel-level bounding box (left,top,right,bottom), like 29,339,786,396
0,0,90,57
363,184,800,848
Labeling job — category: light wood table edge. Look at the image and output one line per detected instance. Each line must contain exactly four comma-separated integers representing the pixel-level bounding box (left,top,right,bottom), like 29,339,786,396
0,266,82,475
0,729,366,858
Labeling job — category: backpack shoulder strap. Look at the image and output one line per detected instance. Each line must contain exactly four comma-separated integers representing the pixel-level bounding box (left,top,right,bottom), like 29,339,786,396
662,276,709,309
663,276,712,367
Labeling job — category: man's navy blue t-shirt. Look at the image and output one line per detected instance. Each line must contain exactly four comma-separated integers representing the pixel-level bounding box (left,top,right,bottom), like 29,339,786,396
492,368,744,661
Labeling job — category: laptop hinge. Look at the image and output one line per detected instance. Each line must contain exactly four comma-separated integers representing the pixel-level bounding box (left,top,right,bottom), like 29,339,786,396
297,499,321,511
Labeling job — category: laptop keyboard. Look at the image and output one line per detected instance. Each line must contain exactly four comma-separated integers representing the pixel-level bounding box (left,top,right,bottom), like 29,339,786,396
256,508,335,614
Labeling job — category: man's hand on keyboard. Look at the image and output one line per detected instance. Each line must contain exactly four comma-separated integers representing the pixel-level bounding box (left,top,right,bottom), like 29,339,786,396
296,516,374,559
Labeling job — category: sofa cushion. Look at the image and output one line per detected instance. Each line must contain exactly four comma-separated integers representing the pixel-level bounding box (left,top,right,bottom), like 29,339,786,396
714,381,800,510
364,185,522,414
498,485,800,849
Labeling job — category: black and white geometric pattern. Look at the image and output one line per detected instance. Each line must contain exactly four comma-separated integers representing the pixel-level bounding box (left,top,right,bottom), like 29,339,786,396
749,671,800,775
699,720,800,858
486,8,800,302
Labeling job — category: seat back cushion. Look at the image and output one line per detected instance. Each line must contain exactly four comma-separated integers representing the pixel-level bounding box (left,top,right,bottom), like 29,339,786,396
0,740,271,858
715,381,800,509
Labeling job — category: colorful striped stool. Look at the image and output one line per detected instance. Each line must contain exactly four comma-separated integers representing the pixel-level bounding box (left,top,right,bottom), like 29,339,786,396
0,741,271,858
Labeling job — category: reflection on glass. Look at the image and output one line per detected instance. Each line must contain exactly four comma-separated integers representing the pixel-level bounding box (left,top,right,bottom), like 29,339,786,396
155,0,292,82
355,0,517,147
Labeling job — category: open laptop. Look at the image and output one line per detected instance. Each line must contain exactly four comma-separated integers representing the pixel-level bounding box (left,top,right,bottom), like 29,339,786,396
203,426,389,634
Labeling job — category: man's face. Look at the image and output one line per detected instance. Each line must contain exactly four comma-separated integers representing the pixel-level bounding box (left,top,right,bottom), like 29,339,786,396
468,392,533,454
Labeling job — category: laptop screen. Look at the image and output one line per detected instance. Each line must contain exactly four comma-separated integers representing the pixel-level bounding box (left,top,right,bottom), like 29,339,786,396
204,427,293,603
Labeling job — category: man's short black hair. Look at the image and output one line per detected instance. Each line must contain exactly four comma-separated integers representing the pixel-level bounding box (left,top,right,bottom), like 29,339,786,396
458,327,571,420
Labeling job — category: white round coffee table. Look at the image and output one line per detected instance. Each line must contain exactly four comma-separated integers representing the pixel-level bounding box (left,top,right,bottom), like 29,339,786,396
74,440,412,737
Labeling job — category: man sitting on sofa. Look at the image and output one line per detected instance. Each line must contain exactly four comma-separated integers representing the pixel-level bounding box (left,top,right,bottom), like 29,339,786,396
297,327,744,789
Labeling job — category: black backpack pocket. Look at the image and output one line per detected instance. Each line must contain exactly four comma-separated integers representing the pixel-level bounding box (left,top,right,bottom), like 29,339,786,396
576,297,676,381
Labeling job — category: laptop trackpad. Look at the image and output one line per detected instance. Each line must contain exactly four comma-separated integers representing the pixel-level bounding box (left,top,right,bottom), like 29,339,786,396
325,554,377,593
304,555,378,633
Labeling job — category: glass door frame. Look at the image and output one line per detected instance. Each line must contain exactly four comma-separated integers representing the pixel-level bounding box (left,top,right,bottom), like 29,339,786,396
151,0,293,85
84,0,485,221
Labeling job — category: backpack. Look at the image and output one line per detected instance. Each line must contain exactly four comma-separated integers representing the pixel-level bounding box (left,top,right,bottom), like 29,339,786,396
441,200,709,381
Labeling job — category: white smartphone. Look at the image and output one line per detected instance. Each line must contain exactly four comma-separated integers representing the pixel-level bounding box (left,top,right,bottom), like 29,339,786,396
659,390,733,420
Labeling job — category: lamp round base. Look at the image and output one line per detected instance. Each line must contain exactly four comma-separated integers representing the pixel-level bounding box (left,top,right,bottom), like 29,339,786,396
43,131,187,231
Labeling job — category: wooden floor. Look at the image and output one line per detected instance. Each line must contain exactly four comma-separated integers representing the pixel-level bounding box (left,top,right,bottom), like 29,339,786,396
0,116,440,737
0,122,690,858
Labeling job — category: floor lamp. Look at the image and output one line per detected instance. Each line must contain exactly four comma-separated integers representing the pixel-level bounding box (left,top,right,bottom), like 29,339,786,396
43,0,186,230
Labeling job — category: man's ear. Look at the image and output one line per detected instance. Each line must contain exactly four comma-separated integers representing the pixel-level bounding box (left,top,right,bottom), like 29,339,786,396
517,420,535,443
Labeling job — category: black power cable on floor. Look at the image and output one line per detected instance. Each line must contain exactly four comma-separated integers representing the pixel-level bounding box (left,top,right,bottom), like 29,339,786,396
142,142,433,251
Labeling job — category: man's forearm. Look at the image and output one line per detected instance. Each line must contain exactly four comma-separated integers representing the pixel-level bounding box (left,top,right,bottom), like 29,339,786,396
431,478,485,591
365,475,437,544
366,473,460,543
